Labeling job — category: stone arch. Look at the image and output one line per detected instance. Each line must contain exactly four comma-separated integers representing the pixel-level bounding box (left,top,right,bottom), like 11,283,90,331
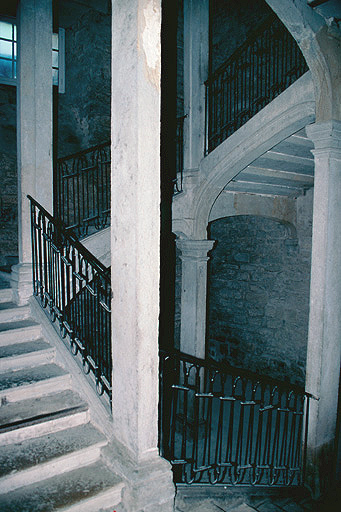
188,72,315,239
265,0,341,121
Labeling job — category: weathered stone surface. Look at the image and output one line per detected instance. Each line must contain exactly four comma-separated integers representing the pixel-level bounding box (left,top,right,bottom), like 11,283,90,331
211,0,273,73
0,85,17,268
57,3,111,156
205,199,312,386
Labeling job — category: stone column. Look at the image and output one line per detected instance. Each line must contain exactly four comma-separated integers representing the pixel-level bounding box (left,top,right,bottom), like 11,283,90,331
183,0,209,180
110,1,174,511
177,239,215,358
12,0,53,305
305,120,341,497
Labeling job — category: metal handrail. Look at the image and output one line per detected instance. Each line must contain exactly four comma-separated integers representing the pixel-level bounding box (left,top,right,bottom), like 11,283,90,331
205,13,308,154
54,141,111,238
29,194,112,399
159,348,310,486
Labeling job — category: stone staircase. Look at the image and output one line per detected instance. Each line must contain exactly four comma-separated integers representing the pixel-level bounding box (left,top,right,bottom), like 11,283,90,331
0,287,124,512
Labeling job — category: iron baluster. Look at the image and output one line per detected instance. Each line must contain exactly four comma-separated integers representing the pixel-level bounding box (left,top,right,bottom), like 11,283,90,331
28,195,112,401
205,13,308,153
54,141,111,237
159,349,309,487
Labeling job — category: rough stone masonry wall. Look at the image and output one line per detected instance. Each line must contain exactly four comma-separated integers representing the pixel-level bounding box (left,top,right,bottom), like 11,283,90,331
57,6,111,157
211,0,272,73
0,84,17,268
206,193,313,386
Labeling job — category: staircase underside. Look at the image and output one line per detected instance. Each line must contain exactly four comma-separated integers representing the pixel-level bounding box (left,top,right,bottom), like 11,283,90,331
225,127,314,198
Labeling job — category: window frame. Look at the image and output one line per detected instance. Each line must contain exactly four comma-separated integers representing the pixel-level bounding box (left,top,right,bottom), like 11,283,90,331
0,16,65,93
0,15,17,86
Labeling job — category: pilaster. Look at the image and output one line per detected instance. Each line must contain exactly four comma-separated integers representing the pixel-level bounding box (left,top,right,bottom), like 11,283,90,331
305,119,341,497
110,1,174,510
183,0,209,173
14,0,53,305
177,239,215,358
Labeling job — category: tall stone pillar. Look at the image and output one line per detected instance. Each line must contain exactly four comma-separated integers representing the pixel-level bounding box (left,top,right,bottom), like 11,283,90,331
305,120,341,497
12,0,53,305
177,239,215,358
110,1,174,511
183,0,209,179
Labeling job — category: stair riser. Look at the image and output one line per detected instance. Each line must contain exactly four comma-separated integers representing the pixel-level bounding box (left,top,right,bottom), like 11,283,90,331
58,484,124,512
0,374,71,405
0,289,13,304
0,409,89,446
0,325,41,346
0,442,107,494
0,306,31,324
0,348,55,372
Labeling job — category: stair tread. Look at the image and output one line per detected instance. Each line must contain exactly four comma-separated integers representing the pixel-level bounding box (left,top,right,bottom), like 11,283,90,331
0,339,53,359
0,302,28,311
0,389,87,430
0,422,106,478
0,318,39,333
0,363,68,393
0,460,123,511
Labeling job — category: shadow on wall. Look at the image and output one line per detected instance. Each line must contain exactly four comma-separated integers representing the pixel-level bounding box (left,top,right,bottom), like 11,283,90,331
206,214,311,386
0,84,17,269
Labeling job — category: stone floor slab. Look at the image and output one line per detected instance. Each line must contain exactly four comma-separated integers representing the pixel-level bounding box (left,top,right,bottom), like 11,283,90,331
229,503,258,512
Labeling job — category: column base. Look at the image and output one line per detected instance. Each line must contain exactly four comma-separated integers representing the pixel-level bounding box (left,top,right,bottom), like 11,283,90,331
102,440,175,512
10,263,33,306
305,439,337,499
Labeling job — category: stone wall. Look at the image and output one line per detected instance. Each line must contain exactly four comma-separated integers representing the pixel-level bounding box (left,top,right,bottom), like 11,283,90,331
211,0,272,73
206,191,313,386
57,3,111,157
0,1,111,267
0,84,17,268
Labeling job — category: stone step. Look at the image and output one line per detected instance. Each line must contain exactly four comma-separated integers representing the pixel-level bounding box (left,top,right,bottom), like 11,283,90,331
0,287,12,304
0,302,31,323
0,339,55,371
0,363,71,404
0,422,107,493
0,389,89,445
0,318,41,345
0,460,124,512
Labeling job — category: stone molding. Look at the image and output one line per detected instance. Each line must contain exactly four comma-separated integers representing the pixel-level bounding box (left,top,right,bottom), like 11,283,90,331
177,239,215,261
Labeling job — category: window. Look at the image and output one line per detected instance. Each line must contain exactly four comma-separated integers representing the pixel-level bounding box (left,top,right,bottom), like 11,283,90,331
52,29,65,93
0,17,65,92
0,17,16,85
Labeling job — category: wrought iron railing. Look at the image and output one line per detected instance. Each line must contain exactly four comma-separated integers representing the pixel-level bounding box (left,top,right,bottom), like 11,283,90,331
29,195,112,399
160,349,310,486
205,13,308,154
173,115,186,194
54,141,111,238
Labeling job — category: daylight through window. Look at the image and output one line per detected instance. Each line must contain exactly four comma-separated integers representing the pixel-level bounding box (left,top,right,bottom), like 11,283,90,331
0,18,16,84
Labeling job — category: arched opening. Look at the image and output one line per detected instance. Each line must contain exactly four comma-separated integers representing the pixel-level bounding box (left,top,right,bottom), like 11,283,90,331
207,209,312,386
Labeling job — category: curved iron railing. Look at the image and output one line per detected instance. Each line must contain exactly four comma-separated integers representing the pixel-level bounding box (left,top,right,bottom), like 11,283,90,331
54,141,111,238
160,349,310,486
29,195,112,400
205,13,308,154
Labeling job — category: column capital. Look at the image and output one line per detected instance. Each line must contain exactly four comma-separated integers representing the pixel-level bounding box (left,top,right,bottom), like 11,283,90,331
306,120,341,151
176,239,215,260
